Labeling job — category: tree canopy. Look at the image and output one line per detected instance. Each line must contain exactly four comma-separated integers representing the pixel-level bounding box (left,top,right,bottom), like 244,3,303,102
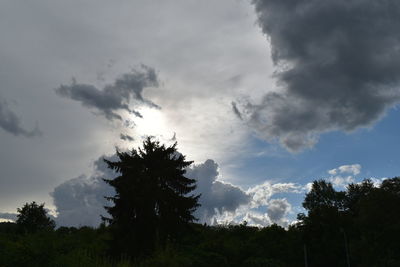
298,178,400,267
103,137,200,257
16,201,55,234
2,177,400,266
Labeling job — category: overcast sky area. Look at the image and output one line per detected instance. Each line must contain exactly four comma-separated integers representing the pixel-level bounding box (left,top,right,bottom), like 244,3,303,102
2,0,400,227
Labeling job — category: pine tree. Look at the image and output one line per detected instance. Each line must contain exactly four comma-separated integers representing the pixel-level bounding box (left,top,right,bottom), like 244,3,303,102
103,137,200,257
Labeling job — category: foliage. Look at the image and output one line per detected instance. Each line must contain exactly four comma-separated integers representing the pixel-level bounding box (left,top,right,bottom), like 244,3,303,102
2,170,400,266
103,137,200,258
298,177,400,267
0,225,115,267
16,201,55,234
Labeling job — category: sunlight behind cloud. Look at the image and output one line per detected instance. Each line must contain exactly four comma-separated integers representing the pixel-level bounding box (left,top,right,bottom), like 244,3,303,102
134,107,170,139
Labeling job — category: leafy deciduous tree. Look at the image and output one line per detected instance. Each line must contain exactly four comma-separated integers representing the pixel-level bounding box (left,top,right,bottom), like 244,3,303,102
16,201,55,233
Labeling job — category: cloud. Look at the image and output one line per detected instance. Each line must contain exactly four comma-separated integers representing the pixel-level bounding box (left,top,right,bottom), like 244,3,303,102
243,212,271,227
240,199,292,227
0,212,17,221
231,102,243,120
327,164,361,188
51,155,303,227
328,163,361,176
51,157,250,227
0,97,42,137
247,181,302,208
266,198,291,225
330,175,355,188
120,133,134,142
188,160,303,226
339,164,361,175
187,159,251,223
242,0,400,151
51,155,117,227
51,161,366,227
170,132,177,142
53,156,247,227
55,65,159,121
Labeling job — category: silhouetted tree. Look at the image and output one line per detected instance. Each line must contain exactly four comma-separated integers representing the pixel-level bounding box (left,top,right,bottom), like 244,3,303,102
354,177,400,266
345,179,374,215
103,137,200,257
299,180,348,267
16,201,55,233
296,178,400,266
303,180,346,211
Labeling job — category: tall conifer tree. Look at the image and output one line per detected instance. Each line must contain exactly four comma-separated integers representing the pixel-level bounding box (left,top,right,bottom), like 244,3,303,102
103,137,200,257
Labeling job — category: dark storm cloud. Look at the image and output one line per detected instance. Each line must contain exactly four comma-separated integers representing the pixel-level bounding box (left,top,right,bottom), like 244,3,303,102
55,65,159,121
245,0,400,151
0,97,42,137
231,101,243,120
120,133,134,142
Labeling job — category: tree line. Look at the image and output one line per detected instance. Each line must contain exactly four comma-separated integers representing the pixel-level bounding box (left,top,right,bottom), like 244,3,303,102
1,138,399,266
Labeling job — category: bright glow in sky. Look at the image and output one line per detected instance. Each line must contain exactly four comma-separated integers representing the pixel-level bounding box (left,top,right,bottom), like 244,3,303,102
1,0,400,227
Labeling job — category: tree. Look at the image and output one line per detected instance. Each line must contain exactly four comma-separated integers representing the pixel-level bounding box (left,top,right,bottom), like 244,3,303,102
303,180,345,212
299,180,348,267
103,137,200,257
16,201,55,233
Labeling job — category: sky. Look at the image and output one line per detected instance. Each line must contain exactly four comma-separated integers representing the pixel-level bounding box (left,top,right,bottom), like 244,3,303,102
1,0,400,227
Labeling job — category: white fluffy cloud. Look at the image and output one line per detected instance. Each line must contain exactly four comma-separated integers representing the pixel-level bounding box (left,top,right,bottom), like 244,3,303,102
187,160,303,226
247,181,302,208
327,164,361,188
2,161,366,227
49,155,303,227
328,164,361,176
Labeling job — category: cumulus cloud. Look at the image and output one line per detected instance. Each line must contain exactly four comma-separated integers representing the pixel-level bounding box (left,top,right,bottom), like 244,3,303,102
50,156,303,227
187,159,251,223
51,155,117,227
328,164,361,176
330,175,355,188
247,181,302,208
243,212,271,227
55,65,159,121
51,160,366,227
120,133,134,142
327,164,361,188
53,156,247,227
0,97,41,137
52,157,249,227
242,0,400,151
240,199,292,227
266,198,291,225
187,160,302,226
